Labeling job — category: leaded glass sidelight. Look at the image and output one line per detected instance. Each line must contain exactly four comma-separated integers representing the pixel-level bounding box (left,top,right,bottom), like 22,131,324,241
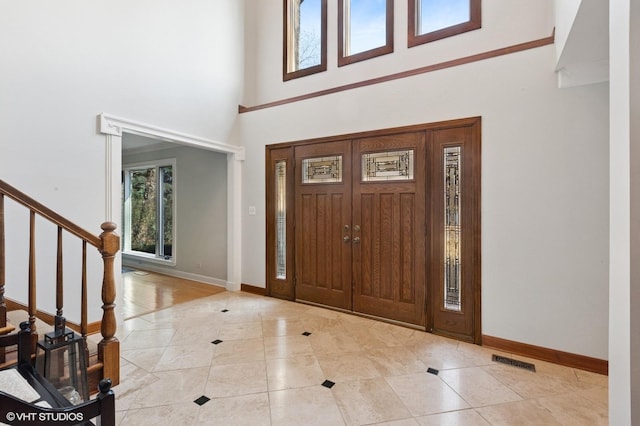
444,147,462,311
275,161,287,279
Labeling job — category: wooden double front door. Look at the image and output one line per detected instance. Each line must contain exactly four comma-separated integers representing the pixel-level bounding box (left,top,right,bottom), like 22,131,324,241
266,118,480,343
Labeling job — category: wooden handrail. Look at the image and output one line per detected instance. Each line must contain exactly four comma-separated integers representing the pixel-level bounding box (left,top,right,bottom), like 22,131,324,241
0,180,101,248
0,179,119,385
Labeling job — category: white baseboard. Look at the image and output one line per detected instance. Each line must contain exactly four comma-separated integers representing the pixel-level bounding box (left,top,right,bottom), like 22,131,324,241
122,262,227,289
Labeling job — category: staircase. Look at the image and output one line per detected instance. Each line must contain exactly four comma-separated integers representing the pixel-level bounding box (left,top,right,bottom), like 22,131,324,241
0,179,120,389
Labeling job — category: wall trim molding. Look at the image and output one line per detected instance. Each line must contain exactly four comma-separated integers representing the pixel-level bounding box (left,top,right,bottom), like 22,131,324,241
98,113,245,160
6,299,102,335
482,334,608,375
122,261,228,289
239,31,555,113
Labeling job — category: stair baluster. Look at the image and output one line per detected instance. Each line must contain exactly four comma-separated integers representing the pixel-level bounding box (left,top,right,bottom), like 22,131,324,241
0,180,119,386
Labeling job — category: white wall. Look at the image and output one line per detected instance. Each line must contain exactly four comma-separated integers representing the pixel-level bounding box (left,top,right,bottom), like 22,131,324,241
0,0,244,323
554,0,582,62
123,142,228,285
244,0,555,106
554,0,609,88
241,0,609,359
0,0,611,363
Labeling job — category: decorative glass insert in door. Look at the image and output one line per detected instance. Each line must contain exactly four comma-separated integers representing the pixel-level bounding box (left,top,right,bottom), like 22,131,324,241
275,160,287,279
444,146,462,311
302,156,342,183
362,150,414,182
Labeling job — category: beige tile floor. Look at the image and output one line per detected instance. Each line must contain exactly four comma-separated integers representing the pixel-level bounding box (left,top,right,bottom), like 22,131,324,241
111,291,608,425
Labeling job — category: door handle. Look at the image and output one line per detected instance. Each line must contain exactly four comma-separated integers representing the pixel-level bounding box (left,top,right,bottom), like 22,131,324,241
343,236,351,243
353,236,360,244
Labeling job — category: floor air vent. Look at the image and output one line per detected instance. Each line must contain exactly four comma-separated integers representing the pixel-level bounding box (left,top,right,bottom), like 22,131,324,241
491,354,536,372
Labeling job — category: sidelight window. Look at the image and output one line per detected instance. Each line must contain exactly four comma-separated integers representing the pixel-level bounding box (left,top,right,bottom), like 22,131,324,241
275,160,287,279
443,147,461,311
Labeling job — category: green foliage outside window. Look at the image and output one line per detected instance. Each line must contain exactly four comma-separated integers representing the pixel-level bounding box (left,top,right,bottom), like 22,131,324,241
129,165,173,258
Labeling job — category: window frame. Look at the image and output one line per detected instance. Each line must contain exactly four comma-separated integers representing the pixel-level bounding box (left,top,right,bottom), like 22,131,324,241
283,0,328,81
338,0,394,67
408,0,481,48
122,159,177,266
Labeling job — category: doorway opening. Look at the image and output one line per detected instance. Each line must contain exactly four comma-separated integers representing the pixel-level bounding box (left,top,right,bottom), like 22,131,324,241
98,113,245,324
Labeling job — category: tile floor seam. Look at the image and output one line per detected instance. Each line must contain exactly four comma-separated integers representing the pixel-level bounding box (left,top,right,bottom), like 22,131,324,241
473,407,496,425
433,369,480,410
327,387,349,426
149,344,172,373
480,363,536,401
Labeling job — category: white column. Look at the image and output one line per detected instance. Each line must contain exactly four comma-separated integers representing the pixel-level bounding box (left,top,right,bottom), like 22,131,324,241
630,1,640,422
99,122,124,326
226,152,243,291
609,1,640,424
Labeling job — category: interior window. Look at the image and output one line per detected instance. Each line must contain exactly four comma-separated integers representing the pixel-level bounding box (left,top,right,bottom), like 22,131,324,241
338,0,393,66
409,0,481,47
283,0,327,81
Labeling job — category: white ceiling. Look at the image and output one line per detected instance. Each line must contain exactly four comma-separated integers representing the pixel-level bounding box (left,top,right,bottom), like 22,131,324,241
122,132,177,155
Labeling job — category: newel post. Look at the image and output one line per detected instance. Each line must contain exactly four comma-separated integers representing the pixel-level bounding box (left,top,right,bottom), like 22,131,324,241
98,221,120,386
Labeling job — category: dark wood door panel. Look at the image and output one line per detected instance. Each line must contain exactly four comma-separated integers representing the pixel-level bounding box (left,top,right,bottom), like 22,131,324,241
352,132,426,326
294,140,352,310
398,193,417,304
354,191,424,325
297,193,349,291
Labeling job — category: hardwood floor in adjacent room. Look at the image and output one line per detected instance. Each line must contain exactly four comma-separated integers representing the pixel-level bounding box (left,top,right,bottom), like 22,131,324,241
121,268,226,319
